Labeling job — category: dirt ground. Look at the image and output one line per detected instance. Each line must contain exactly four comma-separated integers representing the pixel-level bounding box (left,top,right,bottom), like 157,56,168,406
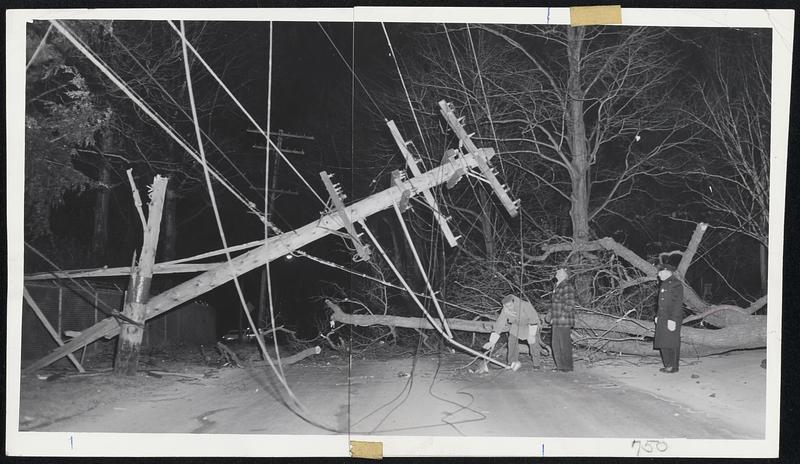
17,343,766,439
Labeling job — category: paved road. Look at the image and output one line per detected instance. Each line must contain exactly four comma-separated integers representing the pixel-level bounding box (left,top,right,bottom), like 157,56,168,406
37,353,753,439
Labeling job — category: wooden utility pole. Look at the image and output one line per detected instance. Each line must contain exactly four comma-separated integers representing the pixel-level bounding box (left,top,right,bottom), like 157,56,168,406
113,175,168,375
252,130,314,328
24,102,517,372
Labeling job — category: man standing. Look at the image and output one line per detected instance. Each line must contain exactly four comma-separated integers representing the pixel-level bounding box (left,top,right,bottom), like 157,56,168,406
653,264,684,373
483,294,541,371
548,268,576,372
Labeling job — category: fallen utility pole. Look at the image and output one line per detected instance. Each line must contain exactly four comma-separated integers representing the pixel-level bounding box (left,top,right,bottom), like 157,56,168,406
24,113,518,372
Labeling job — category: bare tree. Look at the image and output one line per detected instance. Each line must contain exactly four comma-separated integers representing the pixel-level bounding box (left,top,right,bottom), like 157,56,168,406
684,31,770,292
374,24,699,303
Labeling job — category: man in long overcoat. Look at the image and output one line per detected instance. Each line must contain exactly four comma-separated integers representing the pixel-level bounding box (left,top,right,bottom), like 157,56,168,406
653,264,684,373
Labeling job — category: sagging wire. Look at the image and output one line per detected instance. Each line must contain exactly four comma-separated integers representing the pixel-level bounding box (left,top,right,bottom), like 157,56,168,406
24,242,142,327
178,21,332,431
264,21,284,376
108,29,262,198
425,350,488,436
466,23,505,177
296,251,486,317
26,24,53,71
166,20,329,210
360,220,510,369
350,332,424,432
316,22,387,121
392,203,453,337
381,23,432,169
48,20,264,222
381,24,456,250
442,24,508,245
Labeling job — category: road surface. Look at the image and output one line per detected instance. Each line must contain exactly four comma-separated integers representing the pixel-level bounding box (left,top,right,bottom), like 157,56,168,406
24,352,758,438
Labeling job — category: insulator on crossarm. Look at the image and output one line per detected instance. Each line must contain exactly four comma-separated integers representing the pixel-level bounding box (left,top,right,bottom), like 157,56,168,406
457,116,465,124
467,132,475,138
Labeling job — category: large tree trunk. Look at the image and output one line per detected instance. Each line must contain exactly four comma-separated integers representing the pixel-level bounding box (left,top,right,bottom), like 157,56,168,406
160,183,178,262
91,163,111,265
566,27,591,244
327,300,766,357
566,27,593,303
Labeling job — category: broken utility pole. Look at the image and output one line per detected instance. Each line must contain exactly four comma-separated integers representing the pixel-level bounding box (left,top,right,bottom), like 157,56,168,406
24,101,518,373
113,174,168,375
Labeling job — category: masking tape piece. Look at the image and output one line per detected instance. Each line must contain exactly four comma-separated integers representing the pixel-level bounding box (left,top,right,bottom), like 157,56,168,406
350,440,383,459
570,5,622,26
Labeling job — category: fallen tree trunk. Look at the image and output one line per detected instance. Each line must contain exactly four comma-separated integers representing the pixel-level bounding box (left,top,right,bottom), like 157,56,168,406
327,300,496,333
328,301,766,357
524,223,767,329
574,313,766,357
252,346,321,367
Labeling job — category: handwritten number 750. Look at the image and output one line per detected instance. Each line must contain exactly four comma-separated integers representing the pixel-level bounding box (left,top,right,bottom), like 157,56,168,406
632,439,667,456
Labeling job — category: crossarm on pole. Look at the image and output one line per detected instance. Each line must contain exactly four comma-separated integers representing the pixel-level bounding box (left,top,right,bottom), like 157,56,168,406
387,120,459,247
319,171,371,262
438,100,520,217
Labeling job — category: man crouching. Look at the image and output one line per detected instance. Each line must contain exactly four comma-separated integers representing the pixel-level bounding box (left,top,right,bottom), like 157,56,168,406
483,294,541,371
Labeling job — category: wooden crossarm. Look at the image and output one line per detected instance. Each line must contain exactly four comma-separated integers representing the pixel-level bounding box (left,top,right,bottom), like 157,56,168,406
320,171,371,262
387,120,459,247
438,100,520,218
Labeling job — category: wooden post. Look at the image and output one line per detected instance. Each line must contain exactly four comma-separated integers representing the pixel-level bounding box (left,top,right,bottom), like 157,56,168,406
23,287,85,373
677,222,708,277
113,175,168,376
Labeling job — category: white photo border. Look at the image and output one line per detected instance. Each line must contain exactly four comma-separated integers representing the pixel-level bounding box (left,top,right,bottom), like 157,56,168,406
5,6,793,458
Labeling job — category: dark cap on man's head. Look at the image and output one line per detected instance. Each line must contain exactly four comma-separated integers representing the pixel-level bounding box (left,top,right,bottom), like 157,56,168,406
657,263,677,272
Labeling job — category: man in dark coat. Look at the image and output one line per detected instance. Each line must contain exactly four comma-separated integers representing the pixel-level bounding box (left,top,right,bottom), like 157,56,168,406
483,294,541,371
653,264,684,373
547,268,576,372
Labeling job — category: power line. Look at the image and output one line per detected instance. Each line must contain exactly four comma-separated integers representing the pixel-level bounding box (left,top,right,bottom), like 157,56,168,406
166,20,328,210
317,22,387,121
108,29,262,199
48,20,265,221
